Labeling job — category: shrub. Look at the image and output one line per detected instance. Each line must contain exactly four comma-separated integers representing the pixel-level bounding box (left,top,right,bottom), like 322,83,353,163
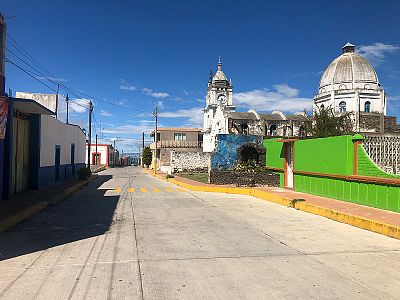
78,167,92,180
142,146,152,167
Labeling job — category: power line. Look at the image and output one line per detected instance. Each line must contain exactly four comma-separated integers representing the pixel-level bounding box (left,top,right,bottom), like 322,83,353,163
5,58,59,94
7,34,148,114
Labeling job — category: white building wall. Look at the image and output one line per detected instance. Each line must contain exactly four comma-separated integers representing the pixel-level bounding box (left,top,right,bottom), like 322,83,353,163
16,92,57,113
40,115,86,167
85,144,109,165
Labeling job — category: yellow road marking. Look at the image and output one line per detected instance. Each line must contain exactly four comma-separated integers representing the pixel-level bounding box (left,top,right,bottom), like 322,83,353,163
176,188,185,192
153,188,161,193
128,187,135,193
164,188,173,193
114,187,122,193
141,188,148,193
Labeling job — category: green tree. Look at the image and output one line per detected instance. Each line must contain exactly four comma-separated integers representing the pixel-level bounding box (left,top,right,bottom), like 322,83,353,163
304,106,354,138
142,146,152,167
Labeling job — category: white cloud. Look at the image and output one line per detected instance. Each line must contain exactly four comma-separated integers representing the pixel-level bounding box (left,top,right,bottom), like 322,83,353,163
142,88,169,98
102,122,155,135
116,99,127,105
156,100,164,109
69,98,90,113
357,43,400,65
233,84,311,112
159,107,203,126
100,109,112,117
35,76,69,82
119,80,136,91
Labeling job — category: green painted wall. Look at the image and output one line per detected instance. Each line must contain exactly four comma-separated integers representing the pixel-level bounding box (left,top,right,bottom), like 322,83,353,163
358,145,400,179
264,138,284,169
295,136,354,175
264,135,400,213
294,174,400,212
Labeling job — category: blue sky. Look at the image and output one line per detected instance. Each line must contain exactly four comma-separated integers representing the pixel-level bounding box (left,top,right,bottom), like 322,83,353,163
2,0,400,152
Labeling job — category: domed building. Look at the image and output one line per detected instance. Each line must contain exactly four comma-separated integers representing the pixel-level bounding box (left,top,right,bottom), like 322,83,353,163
313,43,400,133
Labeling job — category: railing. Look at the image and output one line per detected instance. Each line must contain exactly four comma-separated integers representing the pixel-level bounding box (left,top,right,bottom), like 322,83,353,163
150,140,203,149
363,136,400,174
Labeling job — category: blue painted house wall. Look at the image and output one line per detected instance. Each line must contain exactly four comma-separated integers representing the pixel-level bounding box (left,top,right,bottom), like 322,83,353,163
2,98,86,200
211,134,258,170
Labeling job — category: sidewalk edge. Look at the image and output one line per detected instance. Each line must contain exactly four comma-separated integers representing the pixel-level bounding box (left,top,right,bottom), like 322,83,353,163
0,176,96,232
147,170,400,239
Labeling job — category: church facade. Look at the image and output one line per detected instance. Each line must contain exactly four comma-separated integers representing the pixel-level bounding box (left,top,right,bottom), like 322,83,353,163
202,60,307,152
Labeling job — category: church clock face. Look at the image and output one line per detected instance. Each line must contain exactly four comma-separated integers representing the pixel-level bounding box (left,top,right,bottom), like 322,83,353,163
218,94,226,104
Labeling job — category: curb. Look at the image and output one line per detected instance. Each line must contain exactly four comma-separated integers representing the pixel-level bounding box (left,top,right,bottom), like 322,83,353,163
147,171,400,240
0,175,96,232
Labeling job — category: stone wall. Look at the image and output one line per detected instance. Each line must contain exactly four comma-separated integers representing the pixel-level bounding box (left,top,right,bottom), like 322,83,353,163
359,113,400,133
359,113,382,132
209,170,280,187
384,116,400,133
170,151,210,172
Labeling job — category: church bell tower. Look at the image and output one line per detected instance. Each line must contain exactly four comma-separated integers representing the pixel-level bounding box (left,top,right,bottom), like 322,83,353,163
202,58,236,152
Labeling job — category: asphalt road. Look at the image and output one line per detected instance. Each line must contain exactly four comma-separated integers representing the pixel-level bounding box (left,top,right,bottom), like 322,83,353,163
0,166,399,299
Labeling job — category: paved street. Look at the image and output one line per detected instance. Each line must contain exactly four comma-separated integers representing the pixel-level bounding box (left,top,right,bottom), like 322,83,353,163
0,167,399,299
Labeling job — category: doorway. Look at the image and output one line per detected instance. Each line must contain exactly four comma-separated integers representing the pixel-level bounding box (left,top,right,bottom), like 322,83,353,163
92,152,101,165
71,144,75,178
55,145,60,181
284,142,294,189
11,112,30,194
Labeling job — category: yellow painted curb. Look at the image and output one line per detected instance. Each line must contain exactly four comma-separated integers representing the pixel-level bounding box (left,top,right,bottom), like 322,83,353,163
146,171,400,240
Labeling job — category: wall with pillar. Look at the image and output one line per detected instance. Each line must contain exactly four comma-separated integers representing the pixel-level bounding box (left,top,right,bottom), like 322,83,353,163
264,135,400,212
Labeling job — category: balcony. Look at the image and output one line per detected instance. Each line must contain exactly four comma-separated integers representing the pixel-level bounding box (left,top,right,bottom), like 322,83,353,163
150,140,203,149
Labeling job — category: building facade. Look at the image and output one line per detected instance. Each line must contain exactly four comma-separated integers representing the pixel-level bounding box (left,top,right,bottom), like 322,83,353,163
313,43,399,133
202,59,236,152
203,60,308,152
150,127,203,173
85,143,117,167
3,96,86,199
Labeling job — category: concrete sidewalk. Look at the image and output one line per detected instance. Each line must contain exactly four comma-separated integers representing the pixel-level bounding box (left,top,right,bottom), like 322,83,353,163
147,170,400,239
0,176,95,232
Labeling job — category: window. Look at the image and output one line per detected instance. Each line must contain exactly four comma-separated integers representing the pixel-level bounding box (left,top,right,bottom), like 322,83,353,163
269,124,277,136
174,133,187,141
365,101,371,113
339,101,346,113
241,123,249,135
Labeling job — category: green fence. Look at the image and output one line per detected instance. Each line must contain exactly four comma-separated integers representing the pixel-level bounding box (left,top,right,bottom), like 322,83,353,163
264,135,400,213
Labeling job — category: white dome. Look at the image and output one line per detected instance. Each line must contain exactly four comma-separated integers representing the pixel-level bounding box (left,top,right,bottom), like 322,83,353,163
319,43,379,93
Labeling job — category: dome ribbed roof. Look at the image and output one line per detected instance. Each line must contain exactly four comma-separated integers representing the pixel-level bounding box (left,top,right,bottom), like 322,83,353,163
319,44,379,89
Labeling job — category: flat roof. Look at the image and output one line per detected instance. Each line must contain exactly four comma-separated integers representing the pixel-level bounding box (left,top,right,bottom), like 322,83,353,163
150,127,202,135
11,97,55,115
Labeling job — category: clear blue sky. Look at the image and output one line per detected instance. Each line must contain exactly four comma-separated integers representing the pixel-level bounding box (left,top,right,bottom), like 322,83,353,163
2,0,400,152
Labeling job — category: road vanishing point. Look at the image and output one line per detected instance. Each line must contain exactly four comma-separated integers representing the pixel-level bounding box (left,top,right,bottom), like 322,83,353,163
0,167,399,299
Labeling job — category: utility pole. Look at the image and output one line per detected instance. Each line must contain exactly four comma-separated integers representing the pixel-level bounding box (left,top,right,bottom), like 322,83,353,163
55,84,60,119
142,132,145,167
152,106,158,174
66,93,69,124
95,134,98,165
138,146,141,166
113,139,116,167
86,101,93,170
